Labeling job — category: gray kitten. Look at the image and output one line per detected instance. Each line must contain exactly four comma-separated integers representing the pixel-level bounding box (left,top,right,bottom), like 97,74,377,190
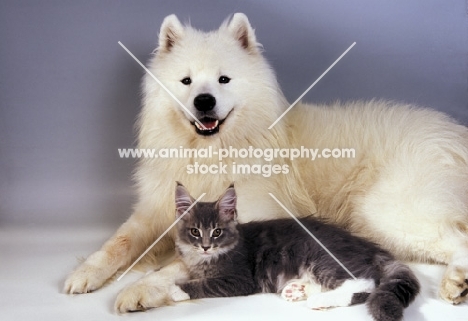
174,182,420,321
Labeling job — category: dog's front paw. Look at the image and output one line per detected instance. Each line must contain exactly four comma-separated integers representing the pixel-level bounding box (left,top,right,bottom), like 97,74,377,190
115,282,169,313
64,262,109,294
63,252,112,294
440,265,468,304
170,284,190,302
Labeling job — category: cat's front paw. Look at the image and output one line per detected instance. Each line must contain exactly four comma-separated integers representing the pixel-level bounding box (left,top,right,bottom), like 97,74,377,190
440,265,468,304
115,282,169,313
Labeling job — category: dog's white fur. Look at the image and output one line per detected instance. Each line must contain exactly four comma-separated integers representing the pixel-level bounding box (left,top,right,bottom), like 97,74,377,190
64,14,468,311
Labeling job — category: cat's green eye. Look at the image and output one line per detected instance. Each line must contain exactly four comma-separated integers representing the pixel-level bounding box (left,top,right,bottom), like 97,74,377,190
190,228,200,237
212,228,222,237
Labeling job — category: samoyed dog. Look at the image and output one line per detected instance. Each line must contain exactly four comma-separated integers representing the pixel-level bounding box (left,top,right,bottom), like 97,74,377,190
64,13,468,312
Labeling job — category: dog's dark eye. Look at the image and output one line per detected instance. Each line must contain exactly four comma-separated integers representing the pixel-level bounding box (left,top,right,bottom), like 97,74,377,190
218,76,231,84
190,228,200,237
212,228,222,237
181,77,192,85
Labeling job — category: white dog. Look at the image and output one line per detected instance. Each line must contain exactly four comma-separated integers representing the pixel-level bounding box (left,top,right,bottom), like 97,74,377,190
64,13,468,312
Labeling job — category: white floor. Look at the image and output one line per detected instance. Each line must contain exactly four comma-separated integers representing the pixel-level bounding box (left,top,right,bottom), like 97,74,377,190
1,224,467,321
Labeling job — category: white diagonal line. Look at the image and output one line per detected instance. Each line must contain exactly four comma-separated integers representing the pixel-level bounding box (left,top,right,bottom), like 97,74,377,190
118,41,207,130
269,193,357,280
117,192,206,281
269,42,356,129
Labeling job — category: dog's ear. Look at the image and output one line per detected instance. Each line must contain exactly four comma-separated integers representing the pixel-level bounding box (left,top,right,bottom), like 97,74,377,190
217,183,237,222
227,13,259,54
175,182,194,219
159,14,184,53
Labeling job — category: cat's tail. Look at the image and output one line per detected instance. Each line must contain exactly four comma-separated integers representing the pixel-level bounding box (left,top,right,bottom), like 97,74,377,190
367,259,420,321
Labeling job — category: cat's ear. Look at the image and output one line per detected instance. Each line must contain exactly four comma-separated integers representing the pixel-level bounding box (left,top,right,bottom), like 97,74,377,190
175,182,194,219
217,183,237,221
158,14,185,53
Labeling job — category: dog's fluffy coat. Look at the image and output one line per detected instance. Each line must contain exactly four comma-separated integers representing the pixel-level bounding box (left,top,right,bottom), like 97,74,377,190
64,13,468,311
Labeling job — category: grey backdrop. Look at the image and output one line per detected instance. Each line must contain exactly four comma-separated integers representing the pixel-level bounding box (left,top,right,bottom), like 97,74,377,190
1,0,467,227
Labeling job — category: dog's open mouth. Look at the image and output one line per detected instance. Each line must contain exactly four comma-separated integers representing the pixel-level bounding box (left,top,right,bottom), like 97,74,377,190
192,116,226,136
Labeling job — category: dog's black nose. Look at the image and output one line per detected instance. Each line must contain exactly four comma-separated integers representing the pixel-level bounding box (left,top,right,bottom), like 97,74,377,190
194,93,216,111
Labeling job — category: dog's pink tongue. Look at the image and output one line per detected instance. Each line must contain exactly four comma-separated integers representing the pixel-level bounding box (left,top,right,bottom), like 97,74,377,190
201,120,217,129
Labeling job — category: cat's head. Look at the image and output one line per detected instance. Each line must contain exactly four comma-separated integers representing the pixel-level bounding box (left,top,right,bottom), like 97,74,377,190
174,182,239,261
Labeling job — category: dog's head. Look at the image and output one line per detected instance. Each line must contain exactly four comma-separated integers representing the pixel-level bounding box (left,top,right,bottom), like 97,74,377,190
145,13,281,139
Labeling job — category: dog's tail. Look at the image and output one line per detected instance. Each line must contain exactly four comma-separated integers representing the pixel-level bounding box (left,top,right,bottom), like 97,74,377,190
366,260,420,321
